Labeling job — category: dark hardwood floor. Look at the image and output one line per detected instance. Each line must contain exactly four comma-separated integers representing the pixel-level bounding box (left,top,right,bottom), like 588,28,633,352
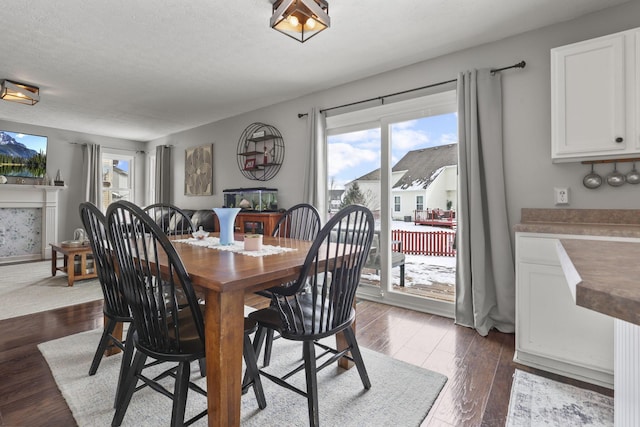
0,296,613,427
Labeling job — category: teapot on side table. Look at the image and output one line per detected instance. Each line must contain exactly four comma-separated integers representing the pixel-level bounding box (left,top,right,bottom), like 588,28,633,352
73,228,88,244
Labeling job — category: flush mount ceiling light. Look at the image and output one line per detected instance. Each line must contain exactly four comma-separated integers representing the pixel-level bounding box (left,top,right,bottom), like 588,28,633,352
0,80,40,105
271,0,330,43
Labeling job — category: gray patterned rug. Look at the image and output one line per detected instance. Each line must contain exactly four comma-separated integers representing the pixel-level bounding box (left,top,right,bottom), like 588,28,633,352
0,261,102,320
506,369,613,426
39,328,447,426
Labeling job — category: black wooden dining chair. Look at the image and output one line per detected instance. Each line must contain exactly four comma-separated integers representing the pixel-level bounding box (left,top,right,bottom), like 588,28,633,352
106,200,266,427
249,204,374,427
256,203,322,366
79,202,135,409
143,203,194,236
271,203,322,241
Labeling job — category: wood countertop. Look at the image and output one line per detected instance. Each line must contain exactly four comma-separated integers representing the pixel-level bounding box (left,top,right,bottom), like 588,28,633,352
557,239,640,326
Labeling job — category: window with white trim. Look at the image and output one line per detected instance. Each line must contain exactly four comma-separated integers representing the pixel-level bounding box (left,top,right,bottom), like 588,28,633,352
325,89,458,314
101,152,134,212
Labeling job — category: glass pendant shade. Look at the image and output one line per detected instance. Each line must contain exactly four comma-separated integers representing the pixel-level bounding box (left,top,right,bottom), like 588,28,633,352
271,0,330,43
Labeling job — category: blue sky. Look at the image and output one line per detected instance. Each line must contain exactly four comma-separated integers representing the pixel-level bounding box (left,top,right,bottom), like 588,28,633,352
116,160,130,172
4,130,48,154
327,113,458,189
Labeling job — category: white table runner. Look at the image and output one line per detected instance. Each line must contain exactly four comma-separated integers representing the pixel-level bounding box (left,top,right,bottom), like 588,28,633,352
173,237,297,257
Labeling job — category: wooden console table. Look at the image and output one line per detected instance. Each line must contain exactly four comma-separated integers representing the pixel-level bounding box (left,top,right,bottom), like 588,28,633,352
50,243,97,286
236,212,283,235
213,211,283,236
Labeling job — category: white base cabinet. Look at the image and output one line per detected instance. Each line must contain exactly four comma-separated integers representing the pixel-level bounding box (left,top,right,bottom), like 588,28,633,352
515,232,614,387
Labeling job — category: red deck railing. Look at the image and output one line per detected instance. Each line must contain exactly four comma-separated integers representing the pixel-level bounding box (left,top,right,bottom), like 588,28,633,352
413,209,457,229
392,229,456,257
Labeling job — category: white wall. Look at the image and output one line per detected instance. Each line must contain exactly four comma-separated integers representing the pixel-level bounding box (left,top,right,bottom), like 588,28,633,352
393,190,420,221
148,1,640,235
0,119,144,242
425,166,457,211
147,104,312,211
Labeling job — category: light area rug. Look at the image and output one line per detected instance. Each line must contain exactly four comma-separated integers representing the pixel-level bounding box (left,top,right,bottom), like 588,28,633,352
39,328,447,427
506,369,613,427
0,261,102,320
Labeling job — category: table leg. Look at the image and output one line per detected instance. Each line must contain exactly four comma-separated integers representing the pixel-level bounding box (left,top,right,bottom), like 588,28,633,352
336,332,355,369
79,252,87,276
204,289,245,427
336,301,357,369
51,247,57,276
66,254,75,287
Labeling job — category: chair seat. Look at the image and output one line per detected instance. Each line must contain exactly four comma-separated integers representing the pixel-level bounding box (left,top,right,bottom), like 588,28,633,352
243,317,259,334
166,308,206,355
364,245,406,286
391,251,405,268
365,251,405,269
163,310,259,356
249,296,354,341
248,306,281,330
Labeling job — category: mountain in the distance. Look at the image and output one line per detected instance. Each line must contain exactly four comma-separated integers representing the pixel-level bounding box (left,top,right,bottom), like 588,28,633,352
0,132,38,158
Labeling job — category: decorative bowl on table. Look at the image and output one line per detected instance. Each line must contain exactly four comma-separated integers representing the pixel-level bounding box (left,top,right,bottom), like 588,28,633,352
192,227,209,240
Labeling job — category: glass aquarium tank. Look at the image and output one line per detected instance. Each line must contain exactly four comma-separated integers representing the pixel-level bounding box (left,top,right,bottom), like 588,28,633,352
223,187,278,212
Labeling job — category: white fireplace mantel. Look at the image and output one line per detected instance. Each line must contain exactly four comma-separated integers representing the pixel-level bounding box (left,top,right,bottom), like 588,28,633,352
0,184,67,262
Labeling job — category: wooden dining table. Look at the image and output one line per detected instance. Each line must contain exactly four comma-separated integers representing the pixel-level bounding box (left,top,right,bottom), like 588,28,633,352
167,233,351,427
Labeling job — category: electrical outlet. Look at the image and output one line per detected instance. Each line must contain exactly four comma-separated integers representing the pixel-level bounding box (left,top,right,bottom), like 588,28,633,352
554,187,569,205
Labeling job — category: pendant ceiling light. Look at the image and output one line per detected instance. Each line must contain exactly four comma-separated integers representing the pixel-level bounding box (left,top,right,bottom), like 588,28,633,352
271,0,330,43
0,80,40,105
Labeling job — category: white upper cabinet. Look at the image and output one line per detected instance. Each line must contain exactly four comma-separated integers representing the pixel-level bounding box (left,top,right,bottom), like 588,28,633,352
551,28,639,162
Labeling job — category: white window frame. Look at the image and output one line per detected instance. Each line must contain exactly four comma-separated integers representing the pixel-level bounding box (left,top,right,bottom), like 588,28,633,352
101,150,135,212
394,196,401,212
325,89,457,318
416,195,424,211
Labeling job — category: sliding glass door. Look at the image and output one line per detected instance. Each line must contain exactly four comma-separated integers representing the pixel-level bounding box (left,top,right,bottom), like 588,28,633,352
326,90,457,317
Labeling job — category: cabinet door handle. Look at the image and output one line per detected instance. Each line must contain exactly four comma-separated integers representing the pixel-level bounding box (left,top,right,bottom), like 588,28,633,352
615,137,624,143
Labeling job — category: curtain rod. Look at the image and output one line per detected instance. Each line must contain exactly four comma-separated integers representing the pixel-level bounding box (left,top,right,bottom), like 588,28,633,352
297,60,526,117
69,141,147,154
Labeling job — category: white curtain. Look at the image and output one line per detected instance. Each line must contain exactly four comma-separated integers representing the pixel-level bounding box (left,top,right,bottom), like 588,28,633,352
303,107,327,219
81,143,102,207
455,69,515,336
155,145,171,204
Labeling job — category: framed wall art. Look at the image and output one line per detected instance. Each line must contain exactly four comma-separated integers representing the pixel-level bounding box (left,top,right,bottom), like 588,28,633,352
184,144,213,196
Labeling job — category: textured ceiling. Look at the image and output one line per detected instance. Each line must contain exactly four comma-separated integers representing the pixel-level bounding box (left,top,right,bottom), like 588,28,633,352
0,0,628,141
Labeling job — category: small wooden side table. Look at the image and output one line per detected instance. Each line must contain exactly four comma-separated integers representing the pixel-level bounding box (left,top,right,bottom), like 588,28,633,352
50,243,97,286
